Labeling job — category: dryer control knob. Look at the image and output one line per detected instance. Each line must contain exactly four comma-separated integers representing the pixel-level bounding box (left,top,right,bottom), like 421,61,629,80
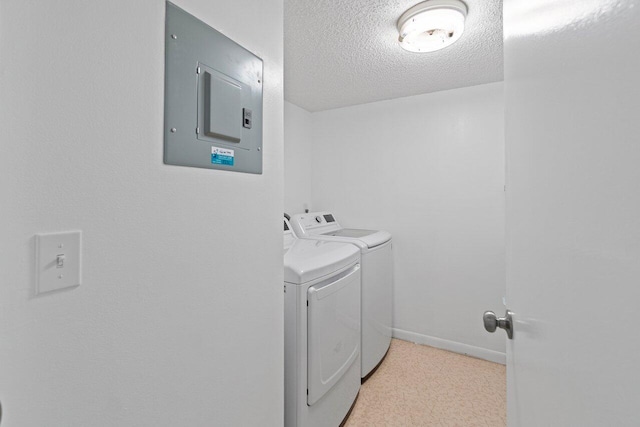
315,216,322,223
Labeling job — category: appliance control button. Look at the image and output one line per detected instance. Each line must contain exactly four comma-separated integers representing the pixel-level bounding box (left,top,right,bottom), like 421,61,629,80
315,216,322,223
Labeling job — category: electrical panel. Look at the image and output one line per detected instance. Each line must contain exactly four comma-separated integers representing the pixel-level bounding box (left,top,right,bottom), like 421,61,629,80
164,2,263,174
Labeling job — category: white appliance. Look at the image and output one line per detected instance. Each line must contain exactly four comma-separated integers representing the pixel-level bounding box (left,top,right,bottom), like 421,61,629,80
283,218,361,427
290,212,393,379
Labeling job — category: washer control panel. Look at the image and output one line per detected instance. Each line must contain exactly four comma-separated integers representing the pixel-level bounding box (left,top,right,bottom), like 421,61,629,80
291,211,341,237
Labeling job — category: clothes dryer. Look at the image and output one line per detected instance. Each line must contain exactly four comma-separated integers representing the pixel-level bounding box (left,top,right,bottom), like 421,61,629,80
290,212,393,379
283,219,361,427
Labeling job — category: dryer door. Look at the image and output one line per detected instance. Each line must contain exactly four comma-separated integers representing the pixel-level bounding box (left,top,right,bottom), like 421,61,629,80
307,264,361,406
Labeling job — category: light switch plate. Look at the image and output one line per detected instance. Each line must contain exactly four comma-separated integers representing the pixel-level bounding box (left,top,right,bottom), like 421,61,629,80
36,231,82,294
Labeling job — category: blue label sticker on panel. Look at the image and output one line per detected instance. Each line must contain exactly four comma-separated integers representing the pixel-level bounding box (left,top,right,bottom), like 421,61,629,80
211,147,234,166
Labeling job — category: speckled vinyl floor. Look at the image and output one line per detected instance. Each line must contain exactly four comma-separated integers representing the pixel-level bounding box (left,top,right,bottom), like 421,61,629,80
344,339,506,427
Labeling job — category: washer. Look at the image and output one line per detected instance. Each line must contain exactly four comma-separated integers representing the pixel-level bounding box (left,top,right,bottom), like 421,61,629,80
290,212,393,379
284,218,361,427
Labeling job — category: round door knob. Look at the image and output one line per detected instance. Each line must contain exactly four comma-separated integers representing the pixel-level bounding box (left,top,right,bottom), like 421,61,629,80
483,311,498,332
483,310,514,339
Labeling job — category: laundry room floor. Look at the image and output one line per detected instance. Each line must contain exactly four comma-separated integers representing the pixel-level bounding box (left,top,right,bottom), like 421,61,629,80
344,339,506,426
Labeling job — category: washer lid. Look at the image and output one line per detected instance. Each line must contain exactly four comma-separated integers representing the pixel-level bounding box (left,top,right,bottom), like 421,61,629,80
290,212,391,249
284,239,359,284
322,229,392,249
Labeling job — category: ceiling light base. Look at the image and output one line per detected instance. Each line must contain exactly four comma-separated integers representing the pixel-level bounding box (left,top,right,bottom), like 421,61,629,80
397,0,467,53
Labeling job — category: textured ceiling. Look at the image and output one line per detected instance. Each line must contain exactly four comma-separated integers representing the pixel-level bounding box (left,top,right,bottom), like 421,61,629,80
284,0,503,112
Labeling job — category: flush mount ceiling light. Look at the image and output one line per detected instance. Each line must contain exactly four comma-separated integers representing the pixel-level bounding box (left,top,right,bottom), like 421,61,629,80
397,0,468,53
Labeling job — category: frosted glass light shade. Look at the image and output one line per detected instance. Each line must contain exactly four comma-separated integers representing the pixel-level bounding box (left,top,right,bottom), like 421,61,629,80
397,0,467,53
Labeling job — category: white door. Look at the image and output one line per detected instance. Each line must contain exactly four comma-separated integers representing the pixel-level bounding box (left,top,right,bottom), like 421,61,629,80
504,0,640,425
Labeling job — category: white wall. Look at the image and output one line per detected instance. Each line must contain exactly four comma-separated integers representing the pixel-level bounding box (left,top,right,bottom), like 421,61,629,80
0,1,283,426
305,82,506,361
284,101,313,215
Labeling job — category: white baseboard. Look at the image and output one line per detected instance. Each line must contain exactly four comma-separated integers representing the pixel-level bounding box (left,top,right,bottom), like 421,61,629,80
392,328,506,365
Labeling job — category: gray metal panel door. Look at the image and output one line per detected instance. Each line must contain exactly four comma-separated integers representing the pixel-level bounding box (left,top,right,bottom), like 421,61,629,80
164,2,263,174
